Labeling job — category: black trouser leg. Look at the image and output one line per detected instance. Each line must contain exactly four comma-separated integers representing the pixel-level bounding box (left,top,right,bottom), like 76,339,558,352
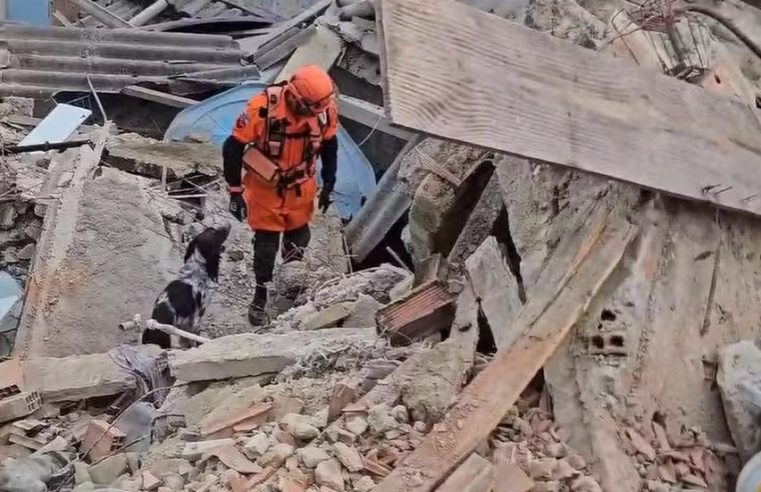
281,224,311,263
252,230,280,310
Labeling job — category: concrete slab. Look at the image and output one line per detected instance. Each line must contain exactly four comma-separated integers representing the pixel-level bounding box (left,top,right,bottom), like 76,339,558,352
169,328,377,382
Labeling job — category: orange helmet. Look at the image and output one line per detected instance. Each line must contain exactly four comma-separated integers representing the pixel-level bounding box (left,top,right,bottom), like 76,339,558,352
287,65,335,113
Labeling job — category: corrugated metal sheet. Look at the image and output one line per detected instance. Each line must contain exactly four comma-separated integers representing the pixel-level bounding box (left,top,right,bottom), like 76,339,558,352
0,24,249,97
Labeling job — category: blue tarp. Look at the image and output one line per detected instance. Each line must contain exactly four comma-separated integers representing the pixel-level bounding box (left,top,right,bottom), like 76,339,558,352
164,82,376,220
7,0,50,26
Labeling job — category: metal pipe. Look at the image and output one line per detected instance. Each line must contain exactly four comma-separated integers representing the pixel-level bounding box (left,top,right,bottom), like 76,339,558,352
129,0,170,27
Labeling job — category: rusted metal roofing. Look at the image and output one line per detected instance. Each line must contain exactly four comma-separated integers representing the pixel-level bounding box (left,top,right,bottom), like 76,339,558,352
0,24,249,97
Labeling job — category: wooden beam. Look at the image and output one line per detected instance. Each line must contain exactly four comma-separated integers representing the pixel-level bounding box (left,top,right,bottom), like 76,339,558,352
373,213,638,492
121,86,197,108
53,10,73,27
69,0,132,28
377,0,761,219
238,0,332,54
255,25,317,70
275,25,344,83
337,95,413,141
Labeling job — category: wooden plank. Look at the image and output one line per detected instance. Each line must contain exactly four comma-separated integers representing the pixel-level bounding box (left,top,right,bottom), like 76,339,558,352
69,0,132,28
377,0,761,219
436,453,494,492
337,94,414,141
121,86,197,109
237,0,332,54
275,25,344,83
373,214,638,492
53,10,73,27
254,25,316,70
465,236,523,349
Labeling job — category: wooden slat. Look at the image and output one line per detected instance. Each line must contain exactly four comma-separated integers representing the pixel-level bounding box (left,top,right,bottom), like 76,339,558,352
373,213,638,492
378,0,761,218
238,0,332,54
337,95,414,141
275,25,344,83
121,85,197,109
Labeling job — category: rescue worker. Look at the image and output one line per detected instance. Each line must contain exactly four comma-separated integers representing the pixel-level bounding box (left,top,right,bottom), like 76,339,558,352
223,65,339,325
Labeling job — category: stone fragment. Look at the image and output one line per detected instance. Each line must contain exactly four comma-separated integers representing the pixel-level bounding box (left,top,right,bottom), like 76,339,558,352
717,340,761,460
325,427,357,445
345,416,368,436
315,459,344,491
292,422,320,441
74,462,91,485
493,463,534,492
162,474,185,489
333,442,364,472
571,476,603,492
88,454,128,485
552,459,578,480
528,458,558,480
303,302,354,330
390,405,409,423
16,244,35,261
353,475,376,492
141,471,161,491
367,404,397,434
566,454,586,470
170,329,376,382
533,482,561,492
243,433,271,459
343,294,382,327
259,443,294,467
299,446,331,468
545,442,566,458
413,421,426,433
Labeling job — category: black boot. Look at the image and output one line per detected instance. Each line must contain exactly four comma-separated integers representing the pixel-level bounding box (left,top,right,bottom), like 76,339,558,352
248,284,269,326
250,230,280,326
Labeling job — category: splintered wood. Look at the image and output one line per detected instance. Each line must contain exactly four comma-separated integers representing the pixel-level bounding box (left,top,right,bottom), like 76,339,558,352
377,0,761,218
373,212,638,491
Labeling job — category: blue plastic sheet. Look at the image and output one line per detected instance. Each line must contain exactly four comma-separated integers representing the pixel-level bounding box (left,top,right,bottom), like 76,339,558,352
164,83,376,219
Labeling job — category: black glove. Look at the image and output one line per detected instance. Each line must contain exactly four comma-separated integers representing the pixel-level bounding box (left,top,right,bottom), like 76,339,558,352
318,187,332,214
229,192,247,222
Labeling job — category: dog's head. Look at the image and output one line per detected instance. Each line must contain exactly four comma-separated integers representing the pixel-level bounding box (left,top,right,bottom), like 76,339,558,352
184,224,231,282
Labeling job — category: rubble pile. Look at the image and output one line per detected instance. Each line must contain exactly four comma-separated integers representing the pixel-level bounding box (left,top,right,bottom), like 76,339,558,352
3,0,761,490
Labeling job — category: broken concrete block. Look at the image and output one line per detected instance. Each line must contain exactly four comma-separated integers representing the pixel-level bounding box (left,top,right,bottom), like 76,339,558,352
181,439,235,462
493,463,534,492
74,462,91,485
332,442,363,472
718,340,761,460
259,443,294,467
23,346,162,402
390,405,409,423
202,444,261,474
0,203,17,230
303,302,354,330
82,419,127,461
571,476,603,492
15,243,35,261
169,329,377,382
104,134,221,180
345,416,368,436
400,338,474,424
367,404,397,434
315,458,344,491
343,294,382,327
292,422,320,440
0,392,41,423
243,433,271,460
88,454,128,485
298,446,330,468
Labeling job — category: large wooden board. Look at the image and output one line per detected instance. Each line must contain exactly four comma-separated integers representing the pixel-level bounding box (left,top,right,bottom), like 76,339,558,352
373,212,638,491
377,0,761,218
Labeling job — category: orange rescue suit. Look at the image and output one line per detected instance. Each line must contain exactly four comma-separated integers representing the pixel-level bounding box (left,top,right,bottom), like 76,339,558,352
231,84,338,232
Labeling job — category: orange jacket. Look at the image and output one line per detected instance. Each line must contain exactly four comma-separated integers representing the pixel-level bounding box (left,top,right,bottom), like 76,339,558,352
224,84,338,232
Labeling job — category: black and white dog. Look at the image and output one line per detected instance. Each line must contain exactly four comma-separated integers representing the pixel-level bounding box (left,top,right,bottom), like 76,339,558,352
141,224,231,349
